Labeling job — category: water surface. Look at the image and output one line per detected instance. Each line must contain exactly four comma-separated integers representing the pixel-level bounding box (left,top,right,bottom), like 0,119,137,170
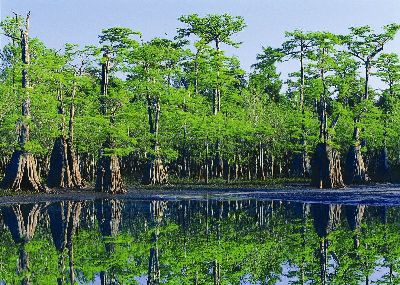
0,196,398,284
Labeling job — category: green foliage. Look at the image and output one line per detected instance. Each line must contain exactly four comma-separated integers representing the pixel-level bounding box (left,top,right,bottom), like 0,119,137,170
0,13,400,182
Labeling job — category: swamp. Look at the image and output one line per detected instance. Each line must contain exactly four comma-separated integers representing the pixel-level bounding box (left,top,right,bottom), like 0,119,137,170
2,1,400,284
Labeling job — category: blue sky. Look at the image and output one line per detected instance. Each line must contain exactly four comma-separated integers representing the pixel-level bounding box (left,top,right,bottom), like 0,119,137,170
2,0,400,76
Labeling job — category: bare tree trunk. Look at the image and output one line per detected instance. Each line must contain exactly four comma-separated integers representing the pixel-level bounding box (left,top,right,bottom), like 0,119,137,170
213,260,221,285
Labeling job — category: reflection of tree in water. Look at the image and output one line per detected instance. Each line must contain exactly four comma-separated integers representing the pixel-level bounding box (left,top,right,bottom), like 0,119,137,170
148,200,167,285
345,205,375,285
2,200,400,284
345,205,365,248
311,203,341,285
95,199,123,285
286,202,310,284
48,201,82,285
2,203,45,285
376,206,397,283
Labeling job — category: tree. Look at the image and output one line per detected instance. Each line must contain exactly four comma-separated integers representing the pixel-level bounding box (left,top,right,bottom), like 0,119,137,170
307,32,344,188
342,24,400,185
126,38,184,184
47,44,87,189
94,27,140,193
0,12,48,192
177,14,246,179
282,30,314,177
373,53,400,181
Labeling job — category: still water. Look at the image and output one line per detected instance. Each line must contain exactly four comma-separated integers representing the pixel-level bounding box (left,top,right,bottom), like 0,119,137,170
0,197,397,284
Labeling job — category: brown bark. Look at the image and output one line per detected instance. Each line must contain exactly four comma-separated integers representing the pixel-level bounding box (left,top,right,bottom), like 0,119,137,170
311,143,344,189
344,145,368,185
66,85,84,188
66,138,84,187
48,137,73,188
143,91,168,185
95,155,124,194
48,137,84,189
1,151,48,192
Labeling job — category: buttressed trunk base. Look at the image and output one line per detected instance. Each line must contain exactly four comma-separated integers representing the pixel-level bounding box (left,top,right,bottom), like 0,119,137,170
143,157,168,185
311,143,344,189
344,145,368,185
48,137,84,189
95,155,125,194
1,151,48,192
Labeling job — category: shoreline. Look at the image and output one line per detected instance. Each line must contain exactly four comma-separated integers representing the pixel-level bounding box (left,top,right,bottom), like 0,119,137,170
0,183,400,206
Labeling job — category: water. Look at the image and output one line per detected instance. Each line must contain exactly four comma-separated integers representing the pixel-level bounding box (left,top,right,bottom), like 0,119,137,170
0,196,398,284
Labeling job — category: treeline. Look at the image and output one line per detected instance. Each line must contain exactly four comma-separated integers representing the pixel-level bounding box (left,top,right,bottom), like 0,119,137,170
1,12,400,192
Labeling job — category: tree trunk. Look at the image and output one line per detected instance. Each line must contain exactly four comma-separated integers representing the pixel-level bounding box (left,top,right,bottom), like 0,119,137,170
67,83,84,187
344,145,368,185
1,12,47,193
292,43,311,178
66,138,84,187
375,147,390,182
95,155,124,194
214,141,223,178
1,151,48,192
143,156,168,185
143,95,168,185
95,51,124,193
96,199,123,284
311,204,342,238
49,201,81,285
291,151,311,178
48,137,73,188
311,143,344,189
345,205,365,231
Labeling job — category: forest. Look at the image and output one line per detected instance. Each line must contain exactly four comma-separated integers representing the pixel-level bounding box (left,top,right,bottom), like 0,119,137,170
1,12,400,193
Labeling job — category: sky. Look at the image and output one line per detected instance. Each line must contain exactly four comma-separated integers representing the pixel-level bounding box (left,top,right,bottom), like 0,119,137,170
2,0,400,76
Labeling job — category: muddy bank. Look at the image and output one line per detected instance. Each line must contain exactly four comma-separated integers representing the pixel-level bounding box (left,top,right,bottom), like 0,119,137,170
0,183,400,206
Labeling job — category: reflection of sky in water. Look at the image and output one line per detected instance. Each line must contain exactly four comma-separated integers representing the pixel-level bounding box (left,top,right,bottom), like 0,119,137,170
1,199,400,284
89,263,393,285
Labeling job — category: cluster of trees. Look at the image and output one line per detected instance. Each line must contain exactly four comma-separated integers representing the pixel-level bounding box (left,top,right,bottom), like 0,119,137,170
0,199,399,284
1,12,400,192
